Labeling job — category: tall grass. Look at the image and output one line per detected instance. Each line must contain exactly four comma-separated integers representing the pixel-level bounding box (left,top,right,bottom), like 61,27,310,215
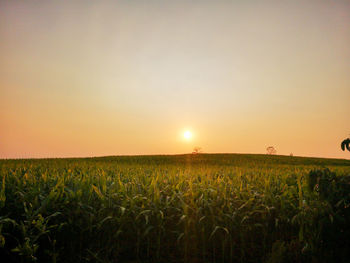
0,154,349,262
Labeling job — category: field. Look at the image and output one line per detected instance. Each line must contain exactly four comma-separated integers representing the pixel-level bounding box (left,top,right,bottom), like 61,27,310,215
0,154,350,263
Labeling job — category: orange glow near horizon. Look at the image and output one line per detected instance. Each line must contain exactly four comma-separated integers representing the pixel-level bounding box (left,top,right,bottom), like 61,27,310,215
0,0,350,159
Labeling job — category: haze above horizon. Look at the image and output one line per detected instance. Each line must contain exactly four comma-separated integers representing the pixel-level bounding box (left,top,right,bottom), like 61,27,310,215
1,0,349,159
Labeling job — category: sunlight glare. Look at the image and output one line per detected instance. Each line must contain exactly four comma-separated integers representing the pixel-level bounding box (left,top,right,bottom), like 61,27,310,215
184,131,192,140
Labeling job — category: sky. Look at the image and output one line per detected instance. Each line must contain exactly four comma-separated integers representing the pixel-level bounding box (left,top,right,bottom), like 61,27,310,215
0,0,349,159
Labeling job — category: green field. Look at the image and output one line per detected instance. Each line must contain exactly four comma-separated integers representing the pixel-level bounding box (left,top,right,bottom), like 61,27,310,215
0,154,350,263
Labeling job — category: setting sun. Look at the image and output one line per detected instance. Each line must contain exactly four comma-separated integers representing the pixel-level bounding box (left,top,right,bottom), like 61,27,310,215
184,131,192,140
0,1,350,262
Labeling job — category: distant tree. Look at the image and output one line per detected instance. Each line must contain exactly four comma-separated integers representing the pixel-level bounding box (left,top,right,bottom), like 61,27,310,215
341,138,350,152
266,146,277,155
192,147,202,154
290,153,293,157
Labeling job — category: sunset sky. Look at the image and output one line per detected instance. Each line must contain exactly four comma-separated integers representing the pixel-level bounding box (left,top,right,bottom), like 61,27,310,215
1,0,349,159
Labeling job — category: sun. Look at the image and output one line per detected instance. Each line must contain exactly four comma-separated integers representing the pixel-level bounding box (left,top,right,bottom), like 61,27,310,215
184,130,192,140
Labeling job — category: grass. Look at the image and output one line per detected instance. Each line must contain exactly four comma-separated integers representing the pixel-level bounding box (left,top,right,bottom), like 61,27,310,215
0,153,349,263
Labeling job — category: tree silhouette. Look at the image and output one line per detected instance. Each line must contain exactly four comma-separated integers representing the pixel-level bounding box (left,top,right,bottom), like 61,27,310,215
266,146,277,155
341,138,350,151
192,147,202,154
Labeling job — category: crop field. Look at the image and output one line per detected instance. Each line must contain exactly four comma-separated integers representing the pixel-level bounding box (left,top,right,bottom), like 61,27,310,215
0,154,350,263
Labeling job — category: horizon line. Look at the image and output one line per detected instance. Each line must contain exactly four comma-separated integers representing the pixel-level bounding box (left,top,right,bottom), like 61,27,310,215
1,152,349,161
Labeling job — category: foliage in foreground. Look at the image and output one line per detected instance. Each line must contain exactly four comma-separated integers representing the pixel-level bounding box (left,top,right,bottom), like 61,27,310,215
0,154,349,263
